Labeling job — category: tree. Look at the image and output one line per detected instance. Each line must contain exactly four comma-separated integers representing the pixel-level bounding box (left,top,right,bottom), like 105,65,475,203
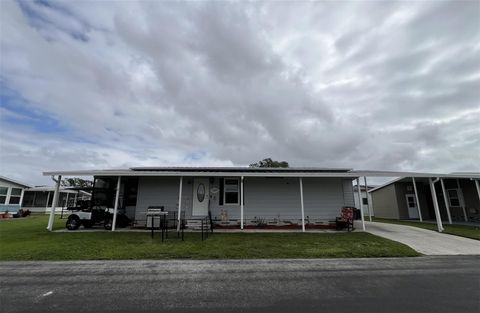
61,177,93,188
249,158,289,168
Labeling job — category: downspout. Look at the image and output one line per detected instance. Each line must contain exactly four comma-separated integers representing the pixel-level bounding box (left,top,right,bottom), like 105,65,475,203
429,177,444,232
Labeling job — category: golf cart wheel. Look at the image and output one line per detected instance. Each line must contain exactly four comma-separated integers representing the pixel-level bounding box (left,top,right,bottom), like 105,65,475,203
66,216,80,230
104,218,113,230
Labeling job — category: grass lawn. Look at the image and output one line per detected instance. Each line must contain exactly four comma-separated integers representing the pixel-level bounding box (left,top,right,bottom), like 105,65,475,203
372,217,480,241
0,214,419,261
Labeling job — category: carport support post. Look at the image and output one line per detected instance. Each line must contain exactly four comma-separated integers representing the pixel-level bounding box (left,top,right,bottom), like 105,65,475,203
45,192,50,209
240,176,244,230
475,180,480,203
429,178,444,232
47,175,61,231
111,176,121,231
364,176,372,222
356,178,365,231
440,179,452,224
412,177,423,222
176,176,183,231
299,177,305,232
456,179,468,222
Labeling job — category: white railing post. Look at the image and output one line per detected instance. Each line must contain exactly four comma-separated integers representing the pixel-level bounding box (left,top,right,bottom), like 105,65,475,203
412,177,423,221
241,176,244,230
47,175,61,231
357,178,365,231
299,177,305,232
112,176,121,231
429,178,444,232
364,176,372,222
176,177,183,231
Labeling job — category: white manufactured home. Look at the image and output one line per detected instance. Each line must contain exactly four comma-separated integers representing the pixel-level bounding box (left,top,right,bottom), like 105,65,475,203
43,167,366,231
42,167,480,233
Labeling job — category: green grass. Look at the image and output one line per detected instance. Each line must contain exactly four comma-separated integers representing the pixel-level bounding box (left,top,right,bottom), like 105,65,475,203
0,214,419,261
373,217,480,241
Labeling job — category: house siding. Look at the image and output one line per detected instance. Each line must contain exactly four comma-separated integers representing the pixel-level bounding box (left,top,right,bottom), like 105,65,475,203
370,184,399,219
304,178,351,219
135,176,194,225
210,177,351,221
343,179,355,207
134,176,361,224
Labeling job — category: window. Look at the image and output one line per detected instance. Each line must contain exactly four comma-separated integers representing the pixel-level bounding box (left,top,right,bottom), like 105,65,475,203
447,189,460,207
33,191,47,207
8,188,22,204
22,191,35,207
0,187,7,204
406,195,416,208
224,178,239,205
362,197,368,205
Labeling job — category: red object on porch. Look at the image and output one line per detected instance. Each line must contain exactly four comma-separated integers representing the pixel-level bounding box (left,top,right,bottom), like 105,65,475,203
336,207,355,231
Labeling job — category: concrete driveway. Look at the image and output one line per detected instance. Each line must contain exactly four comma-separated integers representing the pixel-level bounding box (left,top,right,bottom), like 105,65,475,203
365,221,480,255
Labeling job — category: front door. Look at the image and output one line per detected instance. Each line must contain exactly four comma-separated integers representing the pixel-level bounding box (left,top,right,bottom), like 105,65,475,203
192,178,209,216
406,194,419,219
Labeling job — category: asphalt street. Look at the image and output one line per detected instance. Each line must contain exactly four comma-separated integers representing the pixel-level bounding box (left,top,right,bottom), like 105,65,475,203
1,256,479,313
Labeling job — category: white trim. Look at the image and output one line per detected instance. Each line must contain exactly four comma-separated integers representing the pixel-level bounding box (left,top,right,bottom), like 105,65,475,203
440,179,452,224
223,177,240,205
43,169,480,179
111,176,121,231
7,187,22,205
19,188,25,208
0,176,31,188
5,187,11,205
299,177,305,232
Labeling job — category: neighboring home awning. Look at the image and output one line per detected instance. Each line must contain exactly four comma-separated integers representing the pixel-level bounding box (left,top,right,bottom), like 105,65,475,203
368,173,480,193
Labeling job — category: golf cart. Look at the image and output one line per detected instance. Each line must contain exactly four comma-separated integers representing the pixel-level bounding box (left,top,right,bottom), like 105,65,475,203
65,200,130,230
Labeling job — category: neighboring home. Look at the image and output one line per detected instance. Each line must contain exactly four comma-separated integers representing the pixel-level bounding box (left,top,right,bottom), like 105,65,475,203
369,176,480,223
21,187,91,213
0,176,31,213
353,184,375,217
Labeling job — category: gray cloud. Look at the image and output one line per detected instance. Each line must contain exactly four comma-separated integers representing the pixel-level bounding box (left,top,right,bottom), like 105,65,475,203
0,0,479,185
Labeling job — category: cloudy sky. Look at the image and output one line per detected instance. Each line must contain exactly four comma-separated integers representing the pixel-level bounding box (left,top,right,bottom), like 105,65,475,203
0,0,479,185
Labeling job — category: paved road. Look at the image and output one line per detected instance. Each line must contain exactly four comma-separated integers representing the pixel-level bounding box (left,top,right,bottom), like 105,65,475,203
365,221,480,255
1,257,479,313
